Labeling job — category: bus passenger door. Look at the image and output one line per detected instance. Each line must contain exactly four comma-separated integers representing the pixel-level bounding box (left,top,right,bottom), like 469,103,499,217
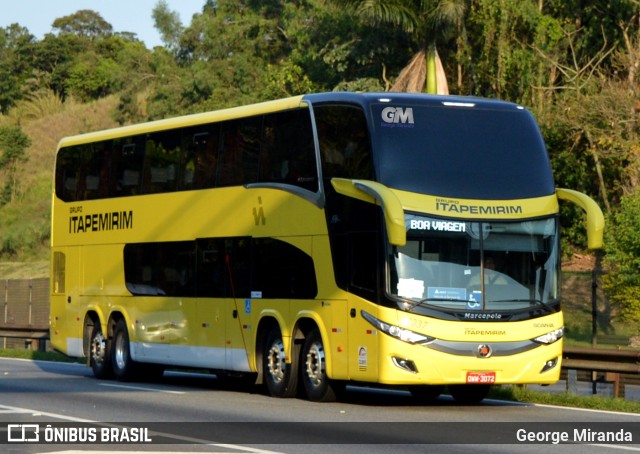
223,238,252,371
195,297,226,370
224,295,252,372
196,238,251,372
196,239,231,370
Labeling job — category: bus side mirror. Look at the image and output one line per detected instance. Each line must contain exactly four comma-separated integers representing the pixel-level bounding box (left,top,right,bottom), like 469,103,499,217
556,188,604,250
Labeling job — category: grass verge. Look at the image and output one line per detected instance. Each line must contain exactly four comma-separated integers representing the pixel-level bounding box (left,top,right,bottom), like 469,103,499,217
490,385,640,414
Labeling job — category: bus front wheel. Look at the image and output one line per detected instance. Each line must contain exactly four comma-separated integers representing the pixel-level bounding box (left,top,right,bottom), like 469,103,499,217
89,325,112,379
448,384,490,404
301,329,336,402
112,319,138,381
263,327,298,398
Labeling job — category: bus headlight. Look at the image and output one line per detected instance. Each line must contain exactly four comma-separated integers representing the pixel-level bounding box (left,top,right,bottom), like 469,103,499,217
361,310,435,345
532,327,564,345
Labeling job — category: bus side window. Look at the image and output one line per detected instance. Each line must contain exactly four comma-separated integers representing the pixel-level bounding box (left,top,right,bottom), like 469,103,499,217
142,130,182,194
196,238,250,298
55,147,82,202
227,238,251,298
114,139,144,196
251,238,317,299
188,126,220,190
314,105,373,181
124,242,196,296
196,239,227,297
85,141,111,200
325,191,381,301
217,117,262,187
262,109,318,192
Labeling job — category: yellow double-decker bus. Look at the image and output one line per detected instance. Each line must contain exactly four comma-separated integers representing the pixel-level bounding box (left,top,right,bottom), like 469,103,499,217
50,92,603,403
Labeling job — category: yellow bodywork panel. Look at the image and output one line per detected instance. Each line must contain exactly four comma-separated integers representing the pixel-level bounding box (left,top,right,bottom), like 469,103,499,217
556,188,604,249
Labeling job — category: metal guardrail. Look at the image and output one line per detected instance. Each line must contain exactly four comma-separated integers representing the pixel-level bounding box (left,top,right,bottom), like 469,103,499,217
0,326,49,351
562,346,640,398
563,346,640,374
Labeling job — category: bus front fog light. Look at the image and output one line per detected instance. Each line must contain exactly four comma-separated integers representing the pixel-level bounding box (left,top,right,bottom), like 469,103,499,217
392,356,418,373
540,357,558,373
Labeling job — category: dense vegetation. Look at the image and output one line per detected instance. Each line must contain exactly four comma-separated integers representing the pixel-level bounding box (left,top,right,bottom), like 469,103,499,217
1,0,640,325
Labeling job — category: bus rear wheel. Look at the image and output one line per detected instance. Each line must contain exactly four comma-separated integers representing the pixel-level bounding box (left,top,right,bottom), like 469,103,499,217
448,384,490,404
263,327,298,398
112,319,138,381
301,329,336,402
89,325,112,379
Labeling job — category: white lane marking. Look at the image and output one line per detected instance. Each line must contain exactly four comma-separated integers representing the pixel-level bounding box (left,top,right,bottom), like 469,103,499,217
532,402,640,417
0,404,94,423
97,382,186,395
592,445,640,452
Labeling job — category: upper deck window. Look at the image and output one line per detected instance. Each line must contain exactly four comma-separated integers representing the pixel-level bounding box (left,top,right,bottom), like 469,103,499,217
314,105,374,181
55,108,318,202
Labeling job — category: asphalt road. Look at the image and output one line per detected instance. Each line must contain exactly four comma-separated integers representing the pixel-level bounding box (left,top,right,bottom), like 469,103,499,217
1,358,639,453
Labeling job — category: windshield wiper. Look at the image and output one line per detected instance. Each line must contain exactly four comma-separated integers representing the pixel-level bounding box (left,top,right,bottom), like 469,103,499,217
406,298,470,311
487,298,558,314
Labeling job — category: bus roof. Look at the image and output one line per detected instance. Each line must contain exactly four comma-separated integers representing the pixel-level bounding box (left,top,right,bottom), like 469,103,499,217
57,92,526,150
57,94,307,149
301,92,525,112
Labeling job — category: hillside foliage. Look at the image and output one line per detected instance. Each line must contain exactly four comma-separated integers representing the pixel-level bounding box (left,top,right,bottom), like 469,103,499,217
1,0,640,319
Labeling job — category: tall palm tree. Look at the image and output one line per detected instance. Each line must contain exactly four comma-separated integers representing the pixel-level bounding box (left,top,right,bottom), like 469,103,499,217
332,0,468,94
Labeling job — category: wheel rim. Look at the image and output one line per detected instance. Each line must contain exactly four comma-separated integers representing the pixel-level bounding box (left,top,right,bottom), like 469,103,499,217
114,332,126,371
266,338,286,384
91,332,106,365
305,341,325,388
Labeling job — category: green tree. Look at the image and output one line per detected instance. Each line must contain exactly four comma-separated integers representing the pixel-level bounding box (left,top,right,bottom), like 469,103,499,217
0,126,31,205
603,190,640,329
282,0,412,92
0,24,36,113
330,0,469,93
36,8,159,104
153,0,185,52
52,10,113,39
33,31,91,99
147,0,290,115
66,52,123,101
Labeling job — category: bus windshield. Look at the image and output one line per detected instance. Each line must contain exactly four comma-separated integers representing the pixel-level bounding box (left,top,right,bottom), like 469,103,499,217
371,101,555,200
388,215,559,316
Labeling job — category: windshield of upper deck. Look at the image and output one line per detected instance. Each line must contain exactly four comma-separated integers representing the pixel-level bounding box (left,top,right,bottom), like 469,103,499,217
370,101,555,200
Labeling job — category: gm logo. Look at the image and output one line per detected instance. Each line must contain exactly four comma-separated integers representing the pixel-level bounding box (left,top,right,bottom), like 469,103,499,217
381,107,414,124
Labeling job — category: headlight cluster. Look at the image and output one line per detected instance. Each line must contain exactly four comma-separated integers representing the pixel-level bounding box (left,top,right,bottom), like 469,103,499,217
533,327,564,345
361,310,435,345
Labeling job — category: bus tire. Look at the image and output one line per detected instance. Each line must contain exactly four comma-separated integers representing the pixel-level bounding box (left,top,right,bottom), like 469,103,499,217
409,385,444,403
263,326,298,398
112,319,138,381
301,328,336,402
89,325,112,379
448,384,490,404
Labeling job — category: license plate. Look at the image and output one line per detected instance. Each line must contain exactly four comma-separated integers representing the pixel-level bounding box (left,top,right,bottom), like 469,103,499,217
466,371,496,384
